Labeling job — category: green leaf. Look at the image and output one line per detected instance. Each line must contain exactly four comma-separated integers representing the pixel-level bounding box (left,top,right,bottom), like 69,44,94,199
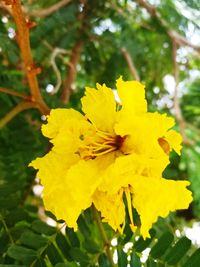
55,263,79,267
183,248,200,267
120,223,133,245
165,236,191,265
83,239,100,254
146,258,158,267
130,251,141,267
69,247,90,264
134,229,156,253
46,243,64,265
150,231,174,259
65,227,80,247
20,230,47,249
98,254,111,267
117,247,128,267
7,245,37,264
77,215,91,238
32,258,47,267
31,220,56,236
56,232,72,261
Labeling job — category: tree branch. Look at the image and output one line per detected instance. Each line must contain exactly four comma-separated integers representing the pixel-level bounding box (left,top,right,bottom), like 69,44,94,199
61,40,83,103
0,2,12,14
27,0,72,18
121,47,140,80
8,0,50,114
0,101,37,129
0,87,31,100
135,0,200,53
172,39,193,146
61,0,90,104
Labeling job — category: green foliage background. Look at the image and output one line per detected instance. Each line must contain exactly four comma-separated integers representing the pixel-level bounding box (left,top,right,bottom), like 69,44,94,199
0,0,200,266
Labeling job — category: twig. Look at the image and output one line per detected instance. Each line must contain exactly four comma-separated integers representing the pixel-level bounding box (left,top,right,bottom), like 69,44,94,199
0,87,31,100
61,0,90,104
0,101,36,129
135,0,200,53
172,39,193,146
61,40,83,103
10,0,50,114
92,205,116,267
50,48,70,94
27,0,72,18
121,47,140,80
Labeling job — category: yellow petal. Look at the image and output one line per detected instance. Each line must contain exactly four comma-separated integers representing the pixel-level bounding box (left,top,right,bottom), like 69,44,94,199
99,153,169,195
30,117,90,192
51,117,94,154
29,150,79,193
99,154,144,194
42,108,84,139
116,76,147,116
81,83,116,133
59,159,104,228
93,189,125,232
165,129,182,155
131,176,192,238
42,184,79,230
115,112,175,161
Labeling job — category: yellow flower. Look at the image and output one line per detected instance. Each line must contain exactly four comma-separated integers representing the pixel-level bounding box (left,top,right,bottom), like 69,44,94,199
30,77,192,238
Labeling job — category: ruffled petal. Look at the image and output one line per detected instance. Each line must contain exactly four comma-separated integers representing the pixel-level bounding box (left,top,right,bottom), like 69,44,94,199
42,108,84,139
99,154,146,194
30,117,92,191
131,176,192,238
115,112,175,160
60,159,104,229
116,76,147,116
93,189,125,232
29,150,79,193
81,83,116,133
51,117,94,154
165,129,182,155
99,153,169,195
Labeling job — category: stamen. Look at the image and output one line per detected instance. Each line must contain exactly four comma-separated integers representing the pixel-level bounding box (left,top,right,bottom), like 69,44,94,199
124,188,136,232
77,130,126,160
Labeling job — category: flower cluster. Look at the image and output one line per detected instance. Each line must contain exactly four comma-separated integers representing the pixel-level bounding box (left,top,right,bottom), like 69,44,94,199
30,77,192,238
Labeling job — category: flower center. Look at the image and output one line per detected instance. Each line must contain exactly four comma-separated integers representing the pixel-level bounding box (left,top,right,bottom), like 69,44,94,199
77,131,126,160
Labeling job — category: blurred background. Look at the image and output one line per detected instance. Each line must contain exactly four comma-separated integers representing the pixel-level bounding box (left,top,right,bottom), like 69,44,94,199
0,0,200,266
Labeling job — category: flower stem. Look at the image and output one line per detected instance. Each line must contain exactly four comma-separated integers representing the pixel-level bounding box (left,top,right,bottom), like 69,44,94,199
92,205,116,267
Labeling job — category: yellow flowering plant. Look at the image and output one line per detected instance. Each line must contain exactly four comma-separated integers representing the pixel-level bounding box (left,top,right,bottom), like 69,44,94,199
30,77,192,239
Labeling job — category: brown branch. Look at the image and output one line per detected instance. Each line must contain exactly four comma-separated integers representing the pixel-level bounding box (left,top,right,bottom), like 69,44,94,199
27,0,72,18
136,0,200,53
0,87,31,100
8,0,50,115
0,2,12,14
121,47,140,80
0,101,37,129
61,40,83,103
61,0,90,104
172,40,193,146
0,0,50,128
